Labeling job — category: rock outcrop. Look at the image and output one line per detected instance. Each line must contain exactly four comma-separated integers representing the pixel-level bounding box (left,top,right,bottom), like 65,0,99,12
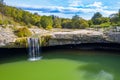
0,27,17,47
49,30,107,46
0,28,120,48
105,29,120,43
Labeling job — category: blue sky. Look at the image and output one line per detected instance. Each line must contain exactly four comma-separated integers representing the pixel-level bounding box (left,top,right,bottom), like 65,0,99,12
4,0,120,19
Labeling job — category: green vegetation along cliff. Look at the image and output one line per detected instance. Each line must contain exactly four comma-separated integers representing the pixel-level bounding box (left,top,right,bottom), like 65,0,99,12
0,2,120,30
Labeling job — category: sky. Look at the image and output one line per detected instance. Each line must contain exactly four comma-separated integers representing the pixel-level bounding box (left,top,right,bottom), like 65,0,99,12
4,0,120,19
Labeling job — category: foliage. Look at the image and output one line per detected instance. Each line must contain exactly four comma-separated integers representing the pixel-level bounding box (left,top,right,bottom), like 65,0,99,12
110,9,120,26
15,38,27,48
0,2,120,29
88,20,93,27
61,18,71,28
40,35,51,46
100,22,110,28
0,19,2,25
15,27,32,37
92,12,102,25
40,16,53,29
0,3,41,27
52,15,62,28
61,15,89,29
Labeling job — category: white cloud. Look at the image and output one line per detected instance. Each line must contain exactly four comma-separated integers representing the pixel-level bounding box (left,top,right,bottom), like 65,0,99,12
69,0,83,7
87,2,102,8
20,4,117,17
8,1,117,19
102,10,117,16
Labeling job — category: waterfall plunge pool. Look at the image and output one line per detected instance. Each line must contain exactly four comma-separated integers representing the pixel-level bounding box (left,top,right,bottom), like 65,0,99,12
0,49,120,80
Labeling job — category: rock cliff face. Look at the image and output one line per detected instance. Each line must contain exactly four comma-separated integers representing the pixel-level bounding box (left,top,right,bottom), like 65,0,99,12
0,27,17,47
105,30,120,43
49,30,107,46
0,28,120,48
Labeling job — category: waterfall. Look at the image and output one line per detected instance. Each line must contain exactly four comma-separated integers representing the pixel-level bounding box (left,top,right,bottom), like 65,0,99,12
27,38,42,61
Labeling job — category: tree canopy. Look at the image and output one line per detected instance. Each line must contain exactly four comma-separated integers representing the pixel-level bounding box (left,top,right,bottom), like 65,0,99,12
0,3,120,29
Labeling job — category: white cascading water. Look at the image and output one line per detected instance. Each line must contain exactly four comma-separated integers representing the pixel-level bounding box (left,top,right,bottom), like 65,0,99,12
27,38,42,61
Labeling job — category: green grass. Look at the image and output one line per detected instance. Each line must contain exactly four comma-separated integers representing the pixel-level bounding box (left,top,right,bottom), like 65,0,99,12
0,50,120,80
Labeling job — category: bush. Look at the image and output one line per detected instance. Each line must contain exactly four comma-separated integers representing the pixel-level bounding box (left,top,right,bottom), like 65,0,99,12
40,35,51,46
117,22,120,26
15,38,27,48
80,22,89,29
27,23,32,28
15,27,32,37
100,22,110,28
46,26,52,30
0,20,2,25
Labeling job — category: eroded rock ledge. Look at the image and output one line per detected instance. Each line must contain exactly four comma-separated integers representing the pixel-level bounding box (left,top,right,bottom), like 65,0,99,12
48,30,106,46
0,28,120,48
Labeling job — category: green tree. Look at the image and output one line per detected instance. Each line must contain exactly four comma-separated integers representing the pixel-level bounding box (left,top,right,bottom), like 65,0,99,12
101,17,110,23
92,12,102,25
71,15,89,29
62,15,89,29
40,16,53,29
31,13,41,26
88,20,93,27
110,13,119,26
71,15,80,28
79,19,89,28
61,18,71,28
118,9,120,19
52,15,61,28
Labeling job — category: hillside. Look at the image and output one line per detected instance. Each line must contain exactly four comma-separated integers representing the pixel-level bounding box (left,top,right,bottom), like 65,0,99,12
0,3,120,30
0,3,120,48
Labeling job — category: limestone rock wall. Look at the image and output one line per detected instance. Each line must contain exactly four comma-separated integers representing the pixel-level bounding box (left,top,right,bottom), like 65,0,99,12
0,27,17,47
49,30,107,46
0,28,120,48
105,30,120,43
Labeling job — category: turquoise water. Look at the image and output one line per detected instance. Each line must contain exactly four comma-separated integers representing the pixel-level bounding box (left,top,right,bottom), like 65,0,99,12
0,50,120,80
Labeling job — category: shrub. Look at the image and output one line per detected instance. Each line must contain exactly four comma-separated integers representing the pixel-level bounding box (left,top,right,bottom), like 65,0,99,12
15,27,32,37
0,20,2,25
40,35,51,46
15,38,27,48
100,22,110,28
46,26,52,30
27,23,32,28
80,22,89,29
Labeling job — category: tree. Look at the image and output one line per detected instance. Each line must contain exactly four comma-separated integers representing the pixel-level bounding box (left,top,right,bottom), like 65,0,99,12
71,15,80,28
109,9,120,26
92,12,102,19
118,9,120,19
72,15,80,21
101,17,110,23
61,18,71,28
79,19,89,28
52,15,61,28
92,12,102,25
40,16,53,29
88,20,93,27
